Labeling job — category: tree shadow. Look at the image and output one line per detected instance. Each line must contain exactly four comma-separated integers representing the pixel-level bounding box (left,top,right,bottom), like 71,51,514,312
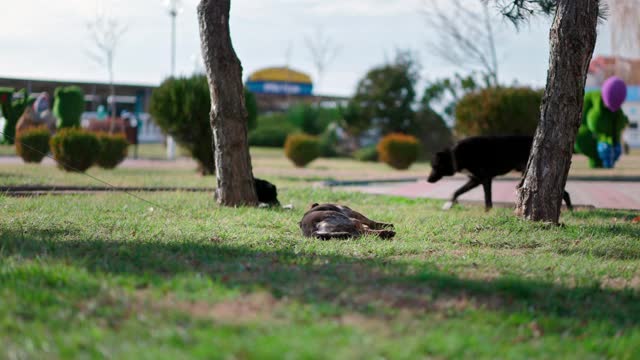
2,228,640,327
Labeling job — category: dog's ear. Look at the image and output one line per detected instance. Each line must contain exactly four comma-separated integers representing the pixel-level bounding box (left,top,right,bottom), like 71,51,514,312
309,203,319,209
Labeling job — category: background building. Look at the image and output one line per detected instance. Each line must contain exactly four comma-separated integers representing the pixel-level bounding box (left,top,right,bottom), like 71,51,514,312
1,70,349,144
0,77,166,143
245,66,347,112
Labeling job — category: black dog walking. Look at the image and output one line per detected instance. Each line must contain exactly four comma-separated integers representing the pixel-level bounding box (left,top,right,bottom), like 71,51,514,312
428,135,573,211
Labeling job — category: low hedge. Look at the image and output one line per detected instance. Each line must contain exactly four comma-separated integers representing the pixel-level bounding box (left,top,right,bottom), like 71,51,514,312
15,126,50,163
284,133,320,167
96,132,129,169
50,128,100,172
376,133,420,170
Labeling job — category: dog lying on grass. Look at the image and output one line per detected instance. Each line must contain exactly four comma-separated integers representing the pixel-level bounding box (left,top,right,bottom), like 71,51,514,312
428,135,573,211
299,203,395,240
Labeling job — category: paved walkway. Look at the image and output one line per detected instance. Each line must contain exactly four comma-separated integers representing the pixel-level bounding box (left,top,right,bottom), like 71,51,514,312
2,155,639,210
345,179,640,211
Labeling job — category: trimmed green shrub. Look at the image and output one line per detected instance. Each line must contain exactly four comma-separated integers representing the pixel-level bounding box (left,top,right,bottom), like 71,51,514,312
455,87,542,137
284,134,320,167
150,75,213,174
50,128,99,172
376,133,420,170
53,86,85,129
15,126,50,163
0,88,32,145
249,113,299,147
96,133,129,169
150,75,257,174
353,146,378,162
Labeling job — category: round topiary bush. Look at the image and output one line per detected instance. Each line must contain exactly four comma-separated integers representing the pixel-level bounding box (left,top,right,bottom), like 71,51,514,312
50,128,100,172
15,126,50,163
455,86,542,137
376,133,420,170
284,133,320,167
96,133,129,169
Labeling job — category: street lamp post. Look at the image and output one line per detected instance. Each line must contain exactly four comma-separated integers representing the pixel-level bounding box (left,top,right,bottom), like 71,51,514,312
165,0,181,160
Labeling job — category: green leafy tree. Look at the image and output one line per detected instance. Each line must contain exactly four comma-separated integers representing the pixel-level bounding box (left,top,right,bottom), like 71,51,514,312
150,74,256,175
412,107,452,160
342,51,419,136
422,72,485,124
150,75,214,175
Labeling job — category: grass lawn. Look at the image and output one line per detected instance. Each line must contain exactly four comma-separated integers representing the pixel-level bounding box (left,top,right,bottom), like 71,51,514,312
0,147,432,187
1,187,640,358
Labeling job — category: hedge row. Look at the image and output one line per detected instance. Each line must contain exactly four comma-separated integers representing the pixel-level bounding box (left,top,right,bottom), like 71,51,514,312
15,127,128,172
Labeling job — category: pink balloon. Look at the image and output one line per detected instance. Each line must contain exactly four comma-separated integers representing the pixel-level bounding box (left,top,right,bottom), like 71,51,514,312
601,76,627,111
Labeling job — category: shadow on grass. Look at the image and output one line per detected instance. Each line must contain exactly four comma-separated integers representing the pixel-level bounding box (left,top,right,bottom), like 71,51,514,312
2,228,640,327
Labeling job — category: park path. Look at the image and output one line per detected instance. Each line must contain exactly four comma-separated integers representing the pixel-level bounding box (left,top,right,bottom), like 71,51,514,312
2,155,639,210
344,179,640,210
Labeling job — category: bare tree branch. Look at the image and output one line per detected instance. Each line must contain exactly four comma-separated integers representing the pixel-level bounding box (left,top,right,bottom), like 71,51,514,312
304,27,341,96
422,0,499,86
86,12,128,124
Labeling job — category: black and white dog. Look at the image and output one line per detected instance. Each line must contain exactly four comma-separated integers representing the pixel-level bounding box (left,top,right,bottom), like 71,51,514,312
299,203,395,240
427,135,573,211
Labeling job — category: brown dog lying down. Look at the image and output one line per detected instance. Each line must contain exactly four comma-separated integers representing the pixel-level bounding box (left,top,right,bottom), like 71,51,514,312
299,203,395,240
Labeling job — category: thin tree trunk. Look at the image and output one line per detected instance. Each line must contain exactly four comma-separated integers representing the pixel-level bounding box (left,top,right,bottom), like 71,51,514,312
109,57,116,134
515,0,599,224
197,0,258,206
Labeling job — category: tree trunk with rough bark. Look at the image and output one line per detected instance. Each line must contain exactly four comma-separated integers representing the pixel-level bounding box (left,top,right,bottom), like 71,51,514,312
197,0,258,206
515,0,600,224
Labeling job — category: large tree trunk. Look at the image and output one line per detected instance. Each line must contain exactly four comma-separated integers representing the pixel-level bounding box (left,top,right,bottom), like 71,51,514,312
515,0,599,224
197,0,258,206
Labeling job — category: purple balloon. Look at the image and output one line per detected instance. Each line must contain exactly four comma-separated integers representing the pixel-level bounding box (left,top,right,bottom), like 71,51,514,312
601,76,627,111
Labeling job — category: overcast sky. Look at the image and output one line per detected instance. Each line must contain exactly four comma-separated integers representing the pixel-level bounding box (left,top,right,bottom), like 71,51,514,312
1,0,612,96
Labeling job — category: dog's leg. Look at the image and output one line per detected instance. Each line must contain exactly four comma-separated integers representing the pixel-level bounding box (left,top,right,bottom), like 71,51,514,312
338,206,394,230
563,190,574,211
482,179,493,211
364,228,396,239
443,177,480,210
313,231,353,240
365,221,394,230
